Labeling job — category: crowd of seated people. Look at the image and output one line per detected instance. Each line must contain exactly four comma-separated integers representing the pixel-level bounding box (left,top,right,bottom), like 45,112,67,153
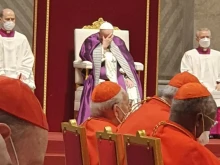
79,72,220,165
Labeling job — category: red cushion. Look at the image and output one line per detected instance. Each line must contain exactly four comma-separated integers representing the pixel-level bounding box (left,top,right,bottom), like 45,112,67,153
126,143,155,165
97,139,117,165
63,131,83,165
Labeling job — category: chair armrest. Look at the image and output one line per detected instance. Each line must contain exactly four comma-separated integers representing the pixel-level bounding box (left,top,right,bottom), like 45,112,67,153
134,62,144,71
73,60,93,69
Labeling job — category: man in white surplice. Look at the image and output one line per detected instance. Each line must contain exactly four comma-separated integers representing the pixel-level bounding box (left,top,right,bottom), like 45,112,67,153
180,28,220,92
0,8,35,89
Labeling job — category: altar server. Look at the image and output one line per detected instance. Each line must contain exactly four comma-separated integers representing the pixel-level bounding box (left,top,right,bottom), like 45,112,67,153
0,8,35,89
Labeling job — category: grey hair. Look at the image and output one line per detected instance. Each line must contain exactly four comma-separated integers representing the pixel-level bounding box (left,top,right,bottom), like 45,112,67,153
161,85,178,100
196,28,211,38
90,88,126,117
0,110,33,140
170,96,217,117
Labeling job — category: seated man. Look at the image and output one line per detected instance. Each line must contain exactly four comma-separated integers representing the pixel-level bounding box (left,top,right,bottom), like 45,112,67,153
152,83,220,165
117,72,200,135
0,123,12,165
81,81,130,165
0,8,35,89
0,76,48,165
77,21,142,124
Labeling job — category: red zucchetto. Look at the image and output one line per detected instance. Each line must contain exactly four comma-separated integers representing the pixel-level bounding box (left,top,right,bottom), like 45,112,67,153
0,76,48,130
91,81,121,103
168,71,200,88
174,82,210,100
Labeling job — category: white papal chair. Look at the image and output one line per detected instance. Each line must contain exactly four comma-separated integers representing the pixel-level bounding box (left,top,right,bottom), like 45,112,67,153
73,18,144,117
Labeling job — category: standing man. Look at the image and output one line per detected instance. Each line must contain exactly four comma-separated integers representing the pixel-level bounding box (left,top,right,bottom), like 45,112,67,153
77,21,142,124
181,28,220,92
0,8,35,89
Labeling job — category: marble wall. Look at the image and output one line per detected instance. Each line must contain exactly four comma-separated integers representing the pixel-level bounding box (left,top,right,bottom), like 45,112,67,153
0,0,33,46
194,0,220,50
158,0,194,80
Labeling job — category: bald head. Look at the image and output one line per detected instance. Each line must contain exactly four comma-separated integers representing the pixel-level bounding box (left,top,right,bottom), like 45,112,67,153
0,8,15,31
0,8,15,18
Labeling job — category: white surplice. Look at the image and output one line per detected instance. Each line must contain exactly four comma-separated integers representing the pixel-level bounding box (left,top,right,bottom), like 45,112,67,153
180,49,220,92
0,31,35,89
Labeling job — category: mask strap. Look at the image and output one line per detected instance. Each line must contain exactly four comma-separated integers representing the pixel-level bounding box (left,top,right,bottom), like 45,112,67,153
116,116,122,124
197,113,205,134
116,105,126,116
204,114,216,123
9,137,19,165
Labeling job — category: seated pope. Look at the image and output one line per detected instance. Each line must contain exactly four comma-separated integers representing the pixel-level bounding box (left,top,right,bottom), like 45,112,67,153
77,21,142,124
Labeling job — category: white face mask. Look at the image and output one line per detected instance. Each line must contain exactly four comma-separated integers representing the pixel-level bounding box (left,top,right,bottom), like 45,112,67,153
3,21,15,31
197,131,210,146
9,137,19,165
199,38,210,48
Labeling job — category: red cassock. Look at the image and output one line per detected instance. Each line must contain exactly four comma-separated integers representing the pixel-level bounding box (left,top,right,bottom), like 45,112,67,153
81,117,117,165
117,96,170,135
152,120,220,165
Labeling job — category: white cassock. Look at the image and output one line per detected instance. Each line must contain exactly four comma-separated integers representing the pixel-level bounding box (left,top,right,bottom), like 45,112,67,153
101,48,139,106
180,49,220,92
0,31,35,89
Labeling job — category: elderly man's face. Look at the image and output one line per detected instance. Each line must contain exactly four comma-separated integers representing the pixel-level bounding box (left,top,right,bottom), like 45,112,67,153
115,92,130,123
195,108,216,139
99,29,113,39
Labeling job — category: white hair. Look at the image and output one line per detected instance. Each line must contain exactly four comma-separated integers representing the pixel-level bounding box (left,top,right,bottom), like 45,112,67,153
90,88,126,117
161,85,178,100
196,28,211,38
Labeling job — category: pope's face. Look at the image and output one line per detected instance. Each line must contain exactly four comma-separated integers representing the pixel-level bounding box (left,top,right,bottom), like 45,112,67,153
99,29,113,39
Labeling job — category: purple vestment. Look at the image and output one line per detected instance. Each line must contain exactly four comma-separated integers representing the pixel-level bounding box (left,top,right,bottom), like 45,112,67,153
77,33,142,124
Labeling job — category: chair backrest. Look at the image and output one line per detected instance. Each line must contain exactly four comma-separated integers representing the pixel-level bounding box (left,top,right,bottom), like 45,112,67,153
74,18,130,84
96,126,123,165
123,130,163,165
61,119,90,165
